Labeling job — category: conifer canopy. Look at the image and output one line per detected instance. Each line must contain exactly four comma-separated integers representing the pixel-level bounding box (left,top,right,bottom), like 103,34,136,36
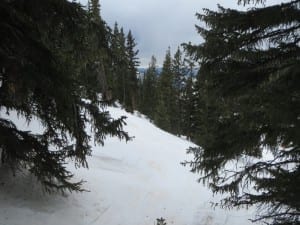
0,0,129,193
184,1,300,224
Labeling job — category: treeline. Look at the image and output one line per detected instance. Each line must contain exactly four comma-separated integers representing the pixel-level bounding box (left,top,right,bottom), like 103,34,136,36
87,4,140,113
107,23,140,112
107,30,199,141
136,48,197,140
89,6,198,142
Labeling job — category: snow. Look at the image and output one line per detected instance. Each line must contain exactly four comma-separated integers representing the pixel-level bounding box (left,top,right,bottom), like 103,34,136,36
0,106,255,225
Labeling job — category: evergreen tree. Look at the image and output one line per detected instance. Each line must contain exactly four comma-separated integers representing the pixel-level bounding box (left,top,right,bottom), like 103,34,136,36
110,23,128,104
184,1,300,224
118,28,129,106
171,47,187,135
156,217,167,225
181,76,195,140
0,0,129,193
110,22,121,101
154,94,170,130
107,24,141,112
125,30,140,112
84,0,111,99
154,48,174,132
88,0,101,23
139,56,158,120
181,57,197,140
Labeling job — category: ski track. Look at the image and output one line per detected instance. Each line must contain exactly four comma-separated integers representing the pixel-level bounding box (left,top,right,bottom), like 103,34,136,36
0,106,255,225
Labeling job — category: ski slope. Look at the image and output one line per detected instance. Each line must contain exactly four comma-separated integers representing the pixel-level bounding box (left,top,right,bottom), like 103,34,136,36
0,106,255,225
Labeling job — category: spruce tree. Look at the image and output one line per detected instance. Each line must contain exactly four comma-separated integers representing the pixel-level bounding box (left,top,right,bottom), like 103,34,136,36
0,0,129,193
110,22,121,101
181,76,195,140
110,24,129,107
139,56,158,120
118,28,129,107
107,24,140,112
181,57,197,140
110,23,120,101
125,30,140,112
154,48,174,132
84,0,111,99
184,0,300,224
156,217,167,225
88,0,101,23
171,47,188,135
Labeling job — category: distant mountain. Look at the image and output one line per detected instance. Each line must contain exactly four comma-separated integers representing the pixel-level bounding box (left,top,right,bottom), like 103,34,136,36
137,67,198,77
137,67,162,75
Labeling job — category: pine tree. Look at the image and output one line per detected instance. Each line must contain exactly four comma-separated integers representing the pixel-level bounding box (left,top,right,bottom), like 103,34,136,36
0,0,129,193
154,48,174,132
181,76,195,140
171,47,188,135
181,57,197,140
156,217,167,225
184,1,300,224
118,28,129,107
110,24,130,107
107,25,140,112
88,0,101,23
139,56,158,120
125,30,140,112
84,0,111,99
110,22,121,101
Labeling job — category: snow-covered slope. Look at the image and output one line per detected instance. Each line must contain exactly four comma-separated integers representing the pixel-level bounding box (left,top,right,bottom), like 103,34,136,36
0,106,255,225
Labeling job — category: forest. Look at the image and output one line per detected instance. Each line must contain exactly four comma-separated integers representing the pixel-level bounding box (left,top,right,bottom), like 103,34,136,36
0,0,299,225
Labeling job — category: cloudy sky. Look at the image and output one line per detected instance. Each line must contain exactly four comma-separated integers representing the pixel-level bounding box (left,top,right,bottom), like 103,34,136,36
80,0,284,67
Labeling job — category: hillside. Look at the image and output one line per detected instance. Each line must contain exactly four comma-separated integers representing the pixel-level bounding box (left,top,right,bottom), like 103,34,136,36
0,106,254,225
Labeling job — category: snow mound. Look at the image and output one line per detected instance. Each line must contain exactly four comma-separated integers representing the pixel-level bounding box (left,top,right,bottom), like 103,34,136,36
0,106,254,225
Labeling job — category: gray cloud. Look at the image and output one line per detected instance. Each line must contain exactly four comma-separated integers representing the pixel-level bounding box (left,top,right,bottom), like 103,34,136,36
80,0,285,67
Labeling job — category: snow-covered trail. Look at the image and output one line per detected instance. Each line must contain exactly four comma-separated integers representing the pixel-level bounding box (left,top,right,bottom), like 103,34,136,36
0,107,254,225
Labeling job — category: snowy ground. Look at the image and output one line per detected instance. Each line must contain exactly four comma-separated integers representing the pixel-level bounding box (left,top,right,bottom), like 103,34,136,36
0,106,255,225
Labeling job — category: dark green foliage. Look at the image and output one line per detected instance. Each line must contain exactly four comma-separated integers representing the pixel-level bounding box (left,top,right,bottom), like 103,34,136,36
88,0,101,22
181,76,195,140
109,23,122,101
116,28,128,106
154,94,171,131
156,217,167,225
183,1,300,224
138,49,196,137
125,30,140,111
109,23,128,105
180,57,198,141
0,0,129,193
84,0,112,101
170,48,185,135
154,48,174,132
109,24,139,112
138,56,158,120
150,47,194,136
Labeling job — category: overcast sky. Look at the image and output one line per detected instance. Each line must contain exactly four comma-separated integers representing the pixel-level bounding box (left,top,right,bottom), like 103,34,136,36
80,0,284,67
